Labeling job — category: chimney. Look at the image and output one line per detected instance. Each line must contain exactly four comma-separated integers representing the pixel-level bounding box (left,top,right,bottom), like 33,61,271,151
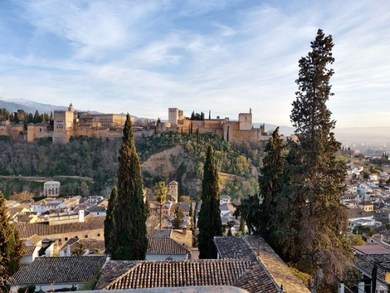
78,210,85,222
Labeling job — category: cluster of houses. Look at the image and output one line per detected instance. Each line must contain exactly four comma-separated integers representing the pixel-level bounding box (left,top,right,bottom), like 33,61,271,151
5,180,311,293
7,159,390,292
342,162,390,232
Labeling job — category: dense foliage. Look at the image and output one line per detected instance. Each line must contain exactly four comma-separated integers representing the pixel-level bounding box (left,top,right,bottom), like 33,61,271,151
0,136,120,195
258,127,285,238
272,29,352,291
0,130,263,199
0,192,24,276
108,114,148,260
104,187,117,253
198,146,222,259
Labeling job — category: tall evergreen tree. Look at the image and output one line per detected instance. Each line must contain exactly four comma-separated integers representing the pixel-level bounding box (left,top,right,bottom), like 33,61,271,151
233,193,261,235
198,146,222,259
0,192,24,275
275,29,352,290
104,187,117,253
172,205,184,229
109,114,148,260
259,127,285,238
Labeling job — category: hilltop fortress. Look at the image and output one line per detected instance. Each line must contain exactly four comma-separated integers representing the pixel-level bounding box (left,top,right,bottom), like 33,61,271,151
0,104,270,144
160,108,268,144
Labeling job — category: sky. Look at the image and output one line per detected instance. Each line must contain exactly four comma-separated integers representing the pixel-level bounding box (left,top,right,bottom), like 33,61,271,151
0,0,389,128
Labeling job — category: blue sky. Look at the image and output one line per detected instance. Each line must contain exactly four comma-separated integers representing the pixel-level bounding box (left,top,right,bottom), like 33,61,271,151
0,0,389,128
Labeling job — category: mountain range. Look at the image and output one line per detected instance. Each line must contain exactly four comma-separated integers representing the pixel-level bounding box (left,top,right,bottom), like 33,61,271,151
1,98,389,149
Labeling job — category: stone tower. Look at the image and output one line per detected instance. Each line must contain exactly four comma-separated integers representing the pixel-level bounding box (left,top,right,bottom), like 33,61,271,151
53,103,75,143
168,181,179,203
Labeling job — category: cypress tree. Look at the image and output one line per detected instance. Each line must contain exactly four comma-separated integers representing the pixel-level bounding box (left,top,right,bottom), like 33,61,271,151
259,127,285,238
198,146,222,259
0,192,24,275
276,29,352,289
104,187,117,253
110,114,148,260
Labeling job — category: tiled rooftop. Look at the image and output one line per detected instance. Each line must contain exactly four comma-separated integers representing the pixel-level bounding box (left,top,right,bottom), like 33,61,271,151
354,245,390,255
214,237,257,260
244,236,310,292
150,229,172,238
14,216,104,239
23,246,36,256
26,234,42,245
97,259,279,293
60,238,105,254
147,237,190,255
355,254,390,284
214,236,310,293
12,256,106,286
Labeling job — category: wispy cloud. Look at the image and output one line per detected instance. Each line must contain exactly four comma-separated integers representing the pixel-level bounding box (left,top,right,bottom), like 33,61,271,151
0,0,389,127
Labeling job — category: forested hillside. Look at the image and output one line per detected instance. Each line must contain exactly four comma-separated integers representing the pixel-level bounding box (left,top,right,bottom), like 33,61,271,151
0,132,264,199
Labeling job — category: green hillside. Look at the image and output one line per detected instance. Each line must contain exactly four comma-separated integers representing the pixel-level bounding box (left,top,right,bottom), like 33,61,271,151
0,132,265,199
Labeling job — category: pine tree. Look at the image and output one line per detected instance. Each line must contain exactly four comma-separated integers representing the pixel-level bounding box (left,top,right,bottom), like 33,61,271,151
0,192,24,275
109,114,148,260
198,146,222,259
277,29,352,289
104,187,117,253
259,127,285,238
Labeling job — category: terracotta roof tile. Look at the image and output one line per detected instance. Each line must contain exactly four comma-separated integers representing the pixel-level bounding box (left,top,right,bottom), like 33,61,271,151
12,256,106,286
97,259,279,293
150,229,172,238
147,237,190,255
214,237,257,260
14,216,104,239
355,254,390,284
244,236,310,293
23,246,36,256
214,236,310,293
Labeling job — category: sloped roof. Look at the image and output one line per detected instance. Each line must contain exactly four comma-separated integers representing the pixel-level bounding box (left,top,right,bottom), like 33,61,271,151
214,236,310,293
26,234,42,246
147,237,190,255
14,216,104,239
96,259,279,293
150,229,172,238
12,256,106,285
355,254,390,284
23,246,37,256
244,236,310,292
59,238,105,254
354,245,390,255
214,237,256,260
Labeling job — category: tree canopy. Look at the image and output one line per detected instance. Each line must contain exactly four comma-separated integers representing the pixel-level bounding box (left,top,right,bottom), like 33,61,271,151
273,29,352,290
0,192,24,275
198,146,222,259
107,114,148,260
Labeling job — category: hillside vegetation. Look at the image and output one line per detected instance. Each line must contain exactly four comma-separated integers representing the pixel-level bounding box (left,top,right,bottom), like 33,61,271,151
0,132,264,199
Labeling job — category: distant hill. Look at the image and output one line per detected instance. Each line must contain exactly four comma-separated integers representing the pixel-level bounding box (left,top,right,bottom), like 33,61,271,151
0,97,67,113
255,123,390,148
334,127,390,146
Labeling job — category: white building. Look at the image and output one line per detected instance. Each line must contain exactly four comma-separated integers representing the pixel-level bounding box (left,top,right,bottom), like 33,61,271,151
43,181,61,197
